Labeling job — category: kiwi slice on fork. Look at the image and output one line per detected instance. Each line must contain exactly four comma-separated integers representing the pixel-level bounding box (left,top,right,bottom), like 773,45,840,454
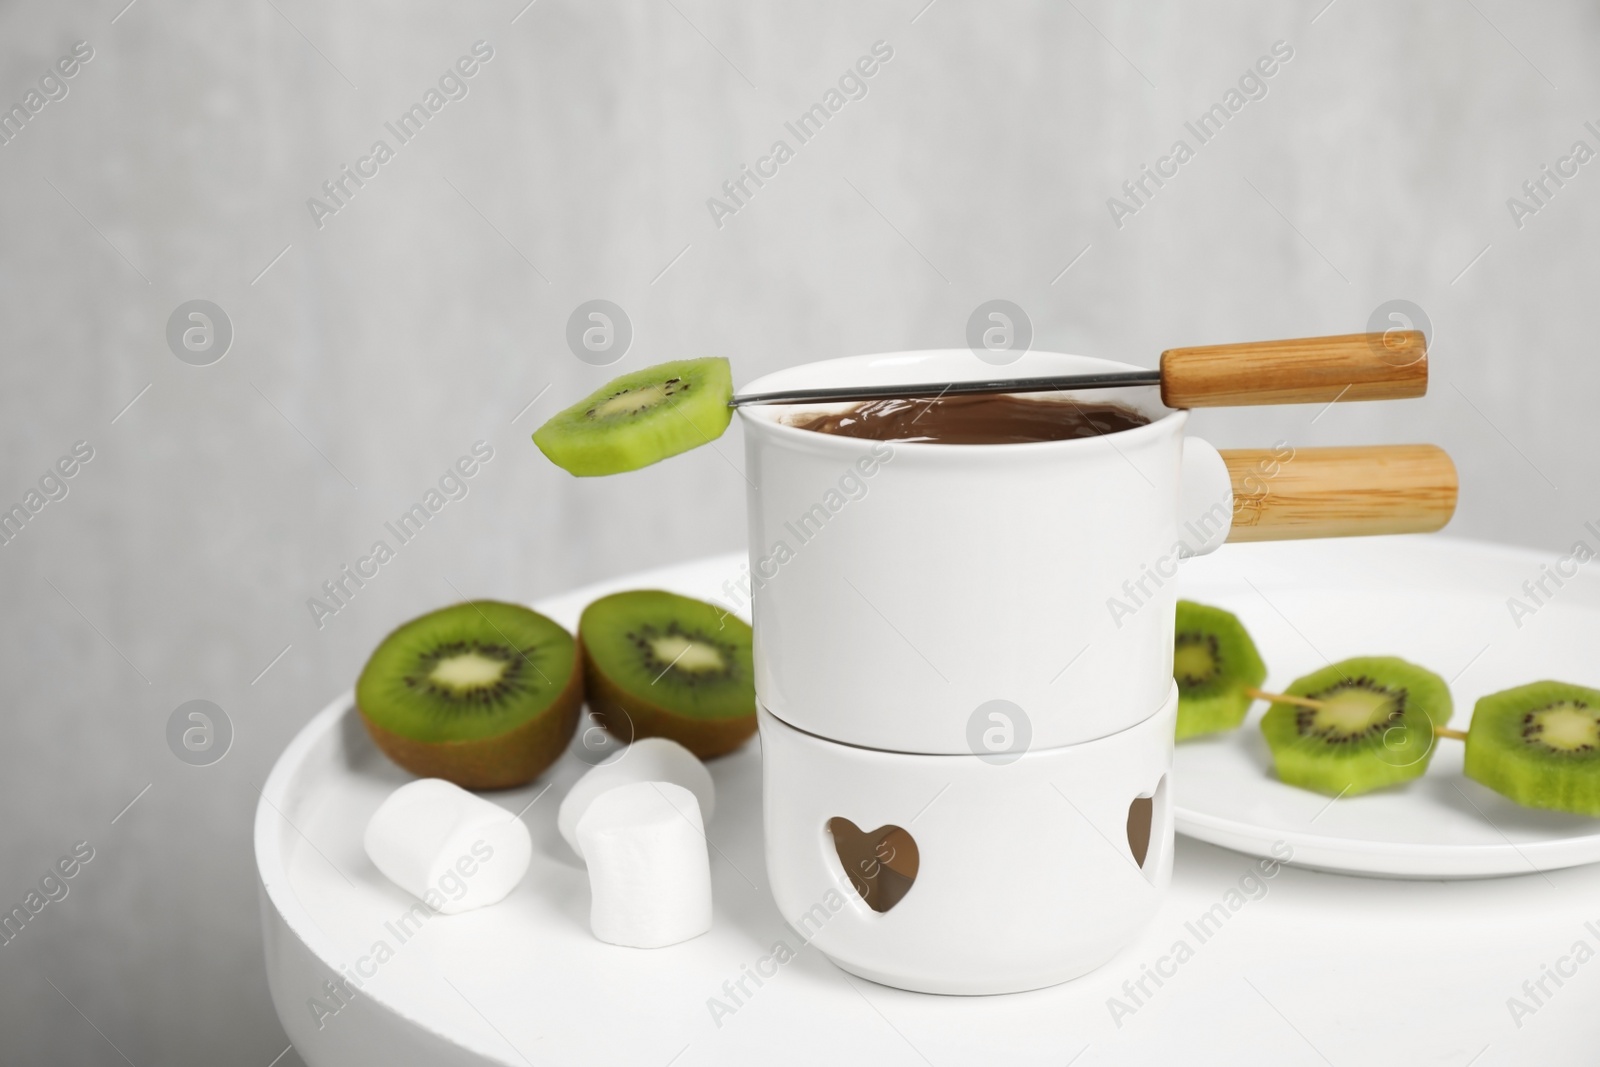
1260,656,1450,797
579,590,756,759
1463,681,1600,816
533,358,734,476
355,601,582,789
1173,600,1268,741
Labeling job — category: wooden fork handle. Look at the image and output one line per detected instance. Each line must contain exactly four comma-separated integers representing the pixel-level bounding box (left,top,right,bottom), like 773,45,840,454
1161,331,1427,408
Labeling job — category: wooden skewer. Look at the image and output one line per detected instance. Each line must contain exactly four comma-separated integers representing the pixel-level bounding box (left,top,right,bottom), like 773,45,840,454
1244,686,1471,741
1244,686,1326,710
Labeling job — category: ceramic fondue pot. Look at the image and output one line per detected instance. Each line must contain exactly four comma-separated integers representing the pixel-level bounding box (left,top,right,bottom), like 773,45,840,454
737,346,1455,994
737,348,1454,755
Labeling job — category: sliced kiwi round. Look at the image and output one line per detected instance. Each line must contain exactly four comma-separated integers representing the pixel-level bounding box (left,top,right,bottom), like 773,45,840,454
533,358,734,476
578,589,756,759
1173,600,1267,741
1464,681,1600,816
1260,656,1450,796
355,600,582,789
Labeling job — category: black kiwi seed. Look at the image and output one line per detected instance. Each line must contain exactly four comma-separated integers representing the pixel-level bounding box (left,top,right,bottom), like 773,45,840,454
1174,632,1221,687
1522,702,1599,752
626,623,735,687
584,389,629,418
1295,676,1407,744
401,639,539,710
584,378,692,420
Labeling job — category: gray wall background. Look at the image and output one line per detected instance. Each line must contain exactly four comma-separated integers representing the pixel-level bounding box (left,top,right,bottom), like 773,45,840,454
1,0,1596,1062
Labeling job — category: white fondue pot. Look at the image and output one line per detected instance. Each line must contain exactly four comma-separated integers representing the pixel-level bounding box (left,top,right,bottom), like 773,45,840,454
736,344,1455,994
740,349,1229,755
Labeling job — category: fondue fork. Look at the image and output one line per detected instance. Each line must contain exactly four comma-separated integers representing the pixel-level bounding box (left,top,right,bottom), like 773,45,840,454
730,331,1427,408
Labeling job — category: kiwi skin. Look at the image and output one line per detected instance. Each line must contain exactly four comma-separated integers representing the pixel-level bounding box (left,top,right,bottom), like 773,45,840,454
357,642,584,790
580,637,757,760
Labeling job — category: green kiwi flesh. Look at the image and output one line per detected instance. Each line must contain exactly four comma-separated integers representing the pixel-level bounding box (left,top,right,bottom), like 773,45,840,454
1260,656,1450,796
1173,600,1267,741
579,589,756,759
533,358,734,476
356,600,581,789
1465,681,1600,816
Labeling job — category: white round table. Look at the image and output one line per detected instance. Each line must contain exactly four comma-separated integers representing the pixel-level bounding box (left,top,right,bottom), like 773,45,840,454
258,547,1598,1066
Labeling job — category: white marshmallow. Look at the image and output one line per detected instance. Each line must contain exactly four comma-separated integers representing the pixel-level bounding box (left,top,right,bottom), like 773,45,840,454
363,778,531,915
577,781,712,948
558,738,715,858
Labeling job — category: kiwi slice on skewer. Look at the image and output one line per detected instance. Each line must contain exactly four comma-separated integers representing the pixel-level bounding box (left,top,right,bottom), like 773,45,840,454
1463,681,1600,816
533,358,734,476
579,590,756,759
1260,656,1450,796
356,601,582,789
1173,600,1267,741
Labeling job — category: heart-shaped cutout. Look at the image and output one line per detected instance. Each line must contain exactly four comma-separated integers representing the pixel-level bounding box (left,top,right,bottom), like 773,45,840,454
1126,796,1153,868
827,817,919,912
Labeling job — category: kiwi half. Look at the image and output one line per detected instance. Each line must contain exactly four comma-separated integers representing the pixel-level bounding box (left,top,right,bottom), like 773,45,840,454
533,358,734,476
1260,656,1449,796
1464,681,1600,816
1173,600,1267,741
579,590,756,759
356,600,582,789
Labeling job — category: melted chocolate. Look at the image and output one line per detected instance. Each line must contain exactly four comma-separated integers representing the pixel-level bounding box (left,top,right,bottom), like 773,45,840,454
787,393,1150,444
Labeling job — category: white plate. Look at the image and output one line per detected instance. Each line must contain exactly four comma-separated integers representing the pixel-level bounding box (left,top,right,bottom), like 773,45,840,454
1173,535,1600,879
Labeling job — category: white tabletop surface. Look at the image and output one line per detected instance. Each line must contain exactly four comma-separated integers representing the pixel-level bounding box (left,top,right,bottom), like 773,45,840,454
259,543,1600,1067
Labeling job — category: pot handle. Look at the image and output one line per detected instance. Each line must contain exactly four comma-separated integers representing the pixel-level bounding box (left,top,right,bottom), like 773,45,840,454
1160,332,1427,408
1219,444,1457,542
